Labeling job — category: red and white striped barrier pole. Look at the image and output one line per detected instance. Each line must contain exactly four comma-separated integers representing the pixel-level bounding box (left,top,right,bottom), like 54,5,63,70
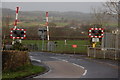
46,12,50,51
14,7,19,29
12,7,19,45
46,12,50,41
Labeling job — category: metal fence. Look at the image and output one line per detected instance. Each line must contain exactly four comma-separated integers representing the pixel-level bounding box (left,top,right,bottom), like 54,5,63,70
3,32,120,60
23,42,88,55
88,32,120,60
88,47,119,60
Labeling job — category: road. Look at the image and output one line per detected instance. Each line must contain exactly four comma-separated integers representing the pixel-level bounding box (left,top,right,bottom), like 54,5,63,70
29,52,119,78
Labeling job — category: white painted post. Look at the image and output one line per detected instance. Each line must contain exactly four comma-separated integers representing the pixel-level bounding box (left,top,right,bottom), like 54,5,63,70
65,40,67,45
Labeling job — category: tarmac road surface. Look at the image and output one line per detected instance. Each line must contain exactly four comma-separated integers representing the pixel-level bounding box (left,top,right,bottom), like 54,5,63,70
29,52,119,78
35,61,85,78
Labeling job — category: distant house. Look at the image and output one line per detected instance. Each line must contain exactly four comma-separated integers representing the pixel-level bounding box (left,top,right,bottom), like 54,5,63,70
70,26,77,30
112,28,120,34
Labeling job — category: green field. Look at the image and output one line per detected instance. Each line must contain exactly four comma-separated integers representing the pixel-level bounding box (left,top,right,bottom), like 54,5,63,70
55,22,68,26
22,40,91,54
9,21,68,27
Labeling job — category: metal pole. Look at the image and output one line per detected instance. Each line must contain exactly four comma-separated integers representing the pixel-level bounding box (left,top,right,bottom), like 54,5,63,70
74,48,75,55
101,35,104,50
46,12,50,51
115,28,119,60
42,30,44,51
87,47,90,57
103,51,105,59
94,48,96,58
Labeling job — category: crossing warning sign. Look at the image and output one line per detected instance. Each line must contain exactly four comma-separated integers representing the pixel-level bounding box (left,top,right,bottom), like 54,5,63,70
89,28,104,38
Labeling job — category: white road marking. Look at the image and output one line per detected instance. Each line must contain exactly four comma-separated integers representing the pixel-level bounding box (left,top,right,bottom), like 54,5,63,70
30,56,87,77
30,56,41,63
50,57,87,76
72,63,85,69
50,57,68,63
62,60,68,62
83,70,87,76
29,56,52,78
31,58,41,63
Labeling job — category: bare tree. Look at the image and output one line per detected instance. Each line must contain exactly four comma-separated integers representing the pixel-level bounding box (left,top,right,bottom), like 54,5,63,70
104,0,120,50
103,0,120,33
103,0,119,19
92,7,110,26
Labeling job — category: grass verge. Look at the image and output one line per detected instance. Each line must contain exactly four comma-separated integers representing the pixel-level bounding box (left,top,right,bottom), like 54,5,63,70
2,64,46,79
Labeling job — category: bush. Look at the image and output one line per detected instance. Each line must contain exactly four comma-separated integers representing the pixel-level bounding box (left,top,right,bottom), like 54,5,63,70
2,50,30,71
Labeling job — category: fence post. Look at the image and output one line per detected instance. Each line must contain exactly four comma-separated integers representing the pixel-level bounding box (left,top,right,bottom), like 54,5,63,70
94,48,96,58
103,50,106,59
37,43,39,51
87,47,90,57
115,53,117,60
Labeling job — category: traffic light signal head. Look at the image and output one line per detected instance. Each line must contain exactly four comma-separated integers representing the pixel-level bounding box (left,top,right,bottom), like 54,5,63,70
89,28,104,38
10,28,26,39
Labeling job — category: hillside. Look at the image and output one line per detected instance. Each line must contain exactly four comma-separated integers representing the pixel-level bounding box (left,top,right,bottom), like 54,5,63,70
1,8,117,27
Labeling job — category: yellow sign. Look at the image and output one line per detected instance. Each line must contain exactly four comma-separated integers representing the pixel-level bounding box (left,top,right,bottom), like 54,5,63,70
92,43,96,48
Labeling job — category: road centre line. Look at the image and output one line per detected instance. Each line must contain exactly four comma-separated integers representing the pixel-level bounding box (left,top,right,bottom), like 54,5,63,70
50,57,87,76
72,63,85,69
50,57,68,62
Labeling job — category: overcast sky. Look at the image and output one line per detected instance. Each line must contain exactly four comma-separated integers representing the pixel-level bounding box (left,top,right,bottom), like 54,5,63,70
2,2,105,13
1,0,110,2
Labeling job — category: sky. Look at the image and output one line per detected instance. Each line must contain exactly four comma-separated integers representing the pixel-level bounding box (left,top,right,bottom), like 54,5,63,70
2,2,105,13
1,0,110,2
